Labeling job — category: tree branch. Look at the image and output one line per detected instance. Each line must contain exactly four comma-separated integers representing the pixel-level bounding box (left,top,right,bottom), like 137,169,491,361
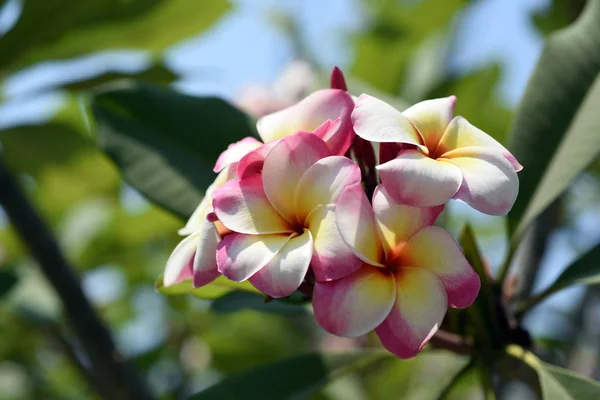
0,158,152,400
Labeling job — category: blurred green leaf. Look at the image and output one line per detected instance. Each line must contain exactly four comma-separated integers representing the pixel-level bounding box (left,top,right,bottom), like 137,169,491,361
189,351,389,400
351,0,470,94
533,0,586,36
211,291,307,316
517,241,600,315
0,270,18,298
362,350,471,400
62,62,177,92
507,0,600,236
459,225,502,348
155,275,261,300
92,81,258,219
507,345,600,400
0,0,230,72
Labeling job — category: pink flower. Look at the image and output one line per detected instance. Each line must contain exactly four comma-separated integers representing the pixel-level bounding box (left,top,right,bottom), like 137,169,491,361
163,137,263,288
212,133,363,298
312,184,480,358
352,95,522,215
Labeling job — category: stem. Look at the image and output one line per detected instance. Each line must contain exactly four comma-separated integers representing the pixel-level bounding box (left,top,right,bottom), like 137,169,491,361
429,330,473,355
0,158,152,400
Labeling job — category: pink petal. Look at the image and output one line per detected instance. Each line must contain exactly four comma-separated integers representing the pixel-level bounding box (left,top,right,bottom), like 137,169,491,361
399,226,480,308
377,149,463,207
305,205,363,281
403,96,455,152
336,184,385,266
212,175,293,234
372,186,444,258
375,267,447,359
164,233,198,286
214,137,263,173
437,117,522,171
262,132,330,224
236,140,279,179
352,94,424,145
294,156,362,222
443,147,519,216
249,229,313,298
330,66,348,91
216,233,291,282
192,220,222,288
313,265,396,337
256,89,355,155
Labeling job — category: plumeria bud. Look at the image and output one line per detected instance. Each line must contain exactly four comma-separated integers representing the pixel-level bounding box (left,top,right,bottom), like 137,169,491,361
330,66,348,91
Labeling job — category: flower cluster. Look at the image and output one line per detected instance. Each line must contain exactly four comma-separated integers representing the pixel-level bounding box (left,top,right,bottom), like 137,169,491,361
163,67,521,359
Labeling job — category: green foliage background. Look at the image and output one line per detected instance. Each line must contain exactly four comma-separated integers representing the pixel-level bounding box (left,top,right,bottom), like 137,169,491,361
0,0,599,399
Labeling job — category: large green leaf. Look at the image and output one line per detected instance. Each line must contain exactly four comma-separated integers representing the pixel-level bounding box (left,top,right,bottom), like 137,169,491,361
516,241,600,315
155,275,261,300
188,351,389,400
92,81,257,219
507,345,600,399
0,0,229,72
507,0,600,236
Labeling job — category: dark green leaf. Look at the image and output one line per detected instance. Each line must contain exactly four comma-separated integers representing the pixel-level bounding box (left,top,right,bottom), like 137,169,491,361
189,351,388,400
0,0,229,72
517,241,600,314
211,291,307,316
532,0,585,36
459,225,502,348
507,0,600,236
0,270,18,298
92,81,258,219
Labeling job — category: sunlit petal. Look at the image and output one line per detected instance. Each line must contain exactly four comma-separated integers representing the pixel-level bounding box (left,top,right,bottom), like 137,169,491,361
377,149,462,207
262,132,330,224
352,94,423,145
399,226,480,308
192,220,221,288
236,140,279,179
313,265,396,337
306,205,363,281
336,184,384,266
437,116,522,171
212,175,293,234
403,96,455,151
216,233,291,282
372,186,444,257
249,229,313,298
294,156,361,222
164,233,199,286
375,267,447,359
443,147,519,216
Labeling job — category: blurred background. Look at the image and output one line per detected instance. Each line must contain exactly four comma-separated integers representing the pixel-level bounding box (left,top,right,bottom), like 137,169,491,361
0,0,599,399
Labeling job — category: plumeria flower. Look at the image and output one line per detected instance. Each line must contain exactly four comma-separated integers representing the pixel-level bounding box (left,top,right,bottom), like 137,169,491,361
163,138,263,288
352,95,523,215
211,132,363,298
312,184,480,358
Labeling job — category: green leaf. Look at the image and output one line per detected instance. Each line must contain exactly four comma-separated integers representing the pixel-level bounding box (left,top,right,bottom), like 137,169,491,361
507,345,600,400
211,291,307,316
459,225,502,348
155,275,261,300
0,0,230,72
532,0,585,36
0,270,18,299
188,351,389,400
92,81,258,219
507,0,600,236
516,241,600,315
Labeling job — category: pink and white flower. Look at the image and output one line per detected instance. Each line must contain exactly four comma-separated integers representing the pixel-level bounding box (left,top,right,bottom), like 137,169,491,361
352,95,522,215
212,132,363,298
312,184,481,358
